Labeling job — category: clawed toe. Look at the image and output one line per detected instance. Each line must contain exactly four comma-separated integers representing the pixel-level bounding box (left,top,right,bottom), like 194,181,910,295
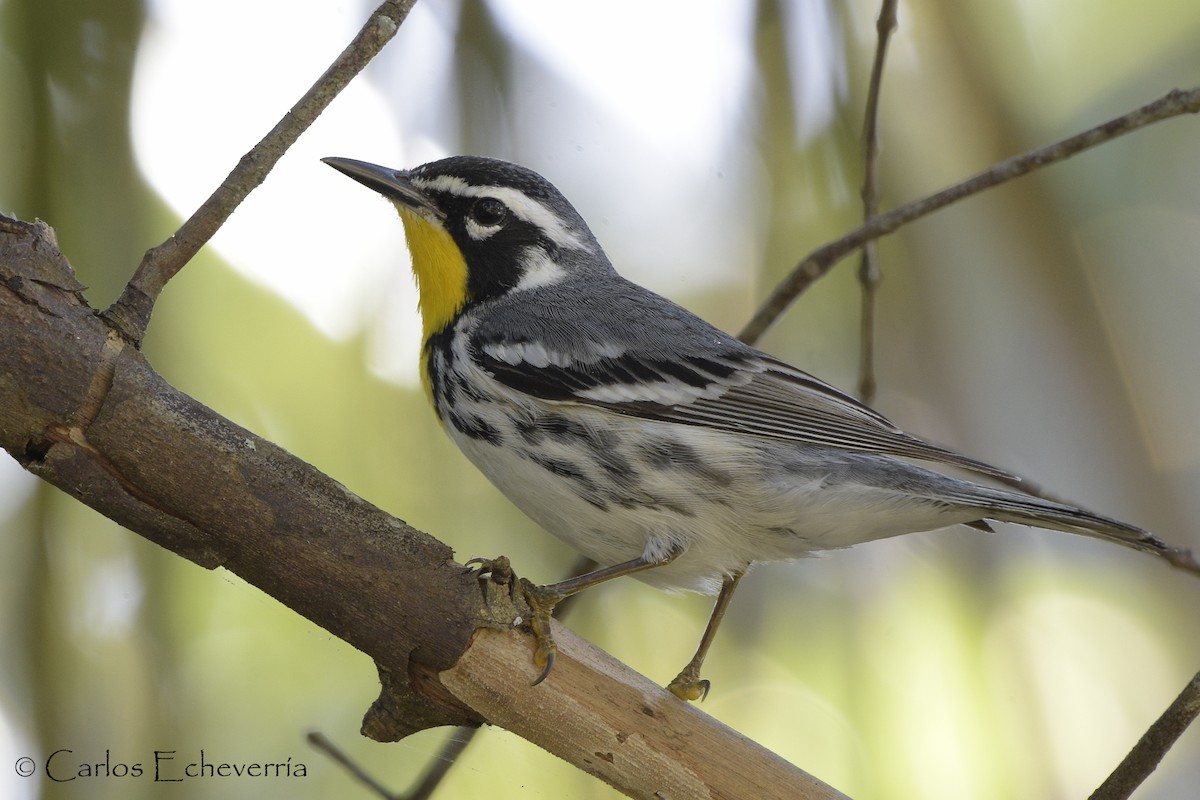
531,649,556,686
464,555,517,602
667,669,711,702
520,578,571,686
466,554,689,690
464,561,565,685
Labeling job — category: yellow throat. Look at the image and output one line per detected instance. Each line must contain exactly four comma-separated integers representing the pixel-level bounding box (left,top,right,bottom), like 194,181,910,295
395,205,469,403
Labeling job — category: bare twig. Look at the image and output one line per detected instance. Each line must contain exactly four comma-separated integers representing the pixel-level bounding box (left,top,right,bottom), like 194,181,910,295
1162,547,1200,578
1089,671,1200,800
400,729,480,800
308,729,480,800
102,0,418,346
308,731,400,800
738,85,1200,346
855,0,899,404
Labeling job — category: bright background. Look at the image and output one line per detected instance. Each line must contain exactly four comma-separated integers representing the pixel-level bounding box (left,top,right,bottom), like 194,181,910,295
2,0,1200,798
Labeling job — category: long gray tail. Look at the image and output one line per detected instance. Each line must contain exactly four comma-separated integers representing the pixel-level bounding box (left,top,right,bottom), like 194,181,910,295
946,484,1169,556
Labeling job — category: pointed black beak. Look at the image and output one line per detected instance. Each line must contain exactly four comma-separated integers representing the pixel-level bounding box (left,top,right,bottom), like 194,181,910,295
322,157,440,218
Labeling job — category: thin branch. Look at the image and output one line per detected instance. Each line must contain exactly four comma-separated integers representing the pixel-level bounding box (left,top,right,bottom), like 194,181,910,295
101,0,417,346
401,730,479,800
1163,547,1200,576
1089,671,1200,800
855,0,899,404
308,731,400,800
738,85,1200,346
309,728,479,800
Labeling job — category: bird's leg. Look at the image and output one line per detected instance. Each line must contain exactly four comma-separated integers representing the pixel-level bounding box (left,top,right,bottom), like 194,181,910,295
668,571,744,701
521,544,684,686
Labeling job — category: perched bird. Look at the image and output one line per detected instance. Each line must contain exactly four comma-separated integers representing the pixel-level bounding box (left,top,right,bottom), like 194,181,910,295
323,154,1169,700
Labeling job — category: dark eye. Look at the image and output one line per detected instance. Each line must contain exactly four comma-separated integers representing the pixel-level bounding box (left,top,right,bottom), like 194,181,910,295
470,197,508,227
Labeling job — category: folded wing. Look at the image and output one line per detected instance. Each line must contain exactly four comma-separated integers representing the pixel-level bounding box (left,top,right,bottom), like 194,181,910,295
475,332,1017,481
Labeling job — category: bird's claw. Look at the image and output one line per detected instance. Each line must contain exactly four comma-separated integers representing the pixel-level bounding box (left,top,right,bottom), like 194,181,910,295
520,577,566,687
531,649,556,687
667,663,711,702
464,562,564,686
464,555,517,602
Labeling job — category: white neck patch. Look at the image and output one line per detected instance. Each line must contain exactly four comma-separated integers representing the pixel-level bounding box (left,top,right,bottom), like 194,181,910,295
512,247,568,292
411,173,590,252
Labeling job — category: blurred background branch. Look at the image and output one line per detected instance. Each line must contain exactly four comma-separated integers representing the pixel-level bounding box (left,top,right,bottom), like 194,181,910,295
1091,671,1200,800
103,0,418,345
737,86,1200,345
854,0,898,405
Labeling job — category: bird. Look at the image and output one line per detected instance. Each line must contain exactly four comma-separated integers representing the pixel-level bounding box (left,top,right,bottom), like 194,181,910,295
323,153,1171,700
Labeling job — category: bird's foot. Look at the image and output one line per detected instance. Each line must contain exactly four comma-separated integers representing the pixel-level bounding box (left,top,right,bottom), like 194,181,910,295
464,555,517,603
667,661,711,702
518,578,570,686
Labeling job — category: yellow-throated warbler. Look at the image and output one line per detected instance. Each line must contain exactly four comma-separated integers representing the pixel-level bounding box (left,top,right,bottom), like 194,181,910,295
324,154,1168,700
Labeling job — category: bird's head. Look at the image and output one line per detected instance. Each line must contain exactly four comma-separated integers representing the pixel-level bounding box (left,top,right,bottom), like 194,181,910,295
323,155,606,343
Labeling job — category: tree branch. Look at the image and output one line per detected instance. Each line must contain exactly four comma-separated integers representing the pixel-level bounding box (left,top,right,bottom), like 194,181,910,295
854,0,898,405
1090,671,1200,800
1,215,848,799
308,730,409,800
101,0,417,347
442,626,847,800
738,85,1200,345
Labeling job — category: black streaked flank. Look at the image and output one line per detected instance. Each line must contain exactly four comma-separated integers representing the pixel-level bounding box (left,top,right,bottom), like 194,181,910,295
589,442,637,482
513,411,637,479
424,329,457,417
526,452,592,484
523,452,608,510
447,412,503,445
515,411,597,445
613,496,695,518
448,369,492,404
635,437,734,489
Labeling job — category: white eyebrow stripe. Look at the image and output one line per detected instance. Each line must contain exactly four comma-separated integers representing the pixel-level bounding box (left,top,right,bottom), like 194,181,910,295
411,174,589,251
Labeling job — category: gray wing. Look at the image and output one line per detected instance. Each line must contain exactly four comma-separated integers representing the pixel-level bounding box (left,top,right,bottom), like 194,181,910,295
653,356,1018,479
470,281,1019,481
